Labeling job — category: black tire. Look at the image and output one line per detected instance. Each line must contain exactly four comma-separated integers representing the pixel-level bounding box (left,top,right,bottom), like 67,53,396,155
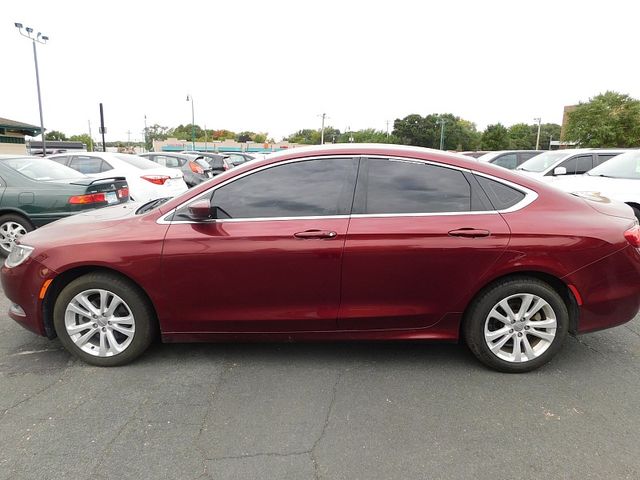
463,276,569,373
53,272,157,366
0,213,34,257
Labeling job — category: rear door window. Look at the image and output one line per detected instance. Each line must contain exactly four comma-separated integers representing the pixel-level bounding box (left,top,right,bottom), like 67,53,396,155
492,153,518,169
69,156,104,174
353,158,472,214
595,154,616,166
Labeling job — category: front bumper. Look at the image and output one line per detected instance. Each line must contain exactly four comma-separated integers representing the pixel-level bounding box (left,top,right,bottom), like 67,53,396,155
1,257,57,337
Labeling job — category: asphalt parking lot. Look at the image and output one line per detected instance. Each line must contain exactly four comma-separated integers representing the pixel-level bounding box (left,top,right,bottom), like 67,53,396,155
1,291,640,480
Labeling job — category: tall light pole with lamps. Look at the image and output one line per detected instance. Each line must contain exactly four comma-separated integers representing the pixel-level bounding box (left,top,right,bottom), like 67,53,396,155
534,117,542,150
14,22,49,156
186,94,195,151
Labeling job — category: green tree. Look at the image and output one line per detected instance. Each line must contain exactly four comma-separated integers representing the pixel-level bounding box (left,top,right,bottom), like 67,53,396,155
69,133,93,151
392,114,480,150
145,124,170,151
564,91,640,147
235,131,255,143
171,124,204,142
286,127,342,144
508,123,532,149
392,114,435,147
481,124,510,150
534,123,561,150
45,130,67,141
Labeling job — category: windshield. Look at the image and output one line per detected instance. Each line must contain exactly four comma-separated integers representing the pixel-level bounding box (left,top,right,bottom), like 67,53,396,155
2,157,86,180
116,154,160,170
516,151,568,172
587,151,640,179
476,152,502,162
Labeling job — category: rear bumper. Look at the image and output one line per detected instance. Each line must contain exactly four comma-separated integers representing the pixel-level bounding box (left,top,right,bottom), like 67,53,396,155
1,257,56,337
566,246,640,333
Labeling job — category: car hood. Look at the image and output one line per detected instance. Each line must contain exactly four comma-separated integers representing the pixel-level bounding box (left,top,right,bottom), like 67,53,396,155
551,175,639,203
19,203,143,249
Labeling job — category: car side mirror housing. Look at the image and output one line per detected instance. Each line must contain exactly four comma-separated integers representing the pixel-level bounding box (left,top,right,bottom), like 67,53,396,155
553,166,567,176
188,199,212,221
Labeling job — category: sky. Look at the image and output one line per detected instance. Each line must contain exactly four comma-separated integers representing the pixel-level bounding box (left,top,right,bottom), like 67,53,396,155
3,0,640,143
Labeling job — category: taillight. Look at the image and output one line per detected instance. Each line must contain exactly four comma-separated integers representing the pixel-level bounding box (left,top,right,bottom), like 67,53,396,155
117,187,129,199
189,161,204,174
624,225,640,247
141,175,171,185
68,193,106,204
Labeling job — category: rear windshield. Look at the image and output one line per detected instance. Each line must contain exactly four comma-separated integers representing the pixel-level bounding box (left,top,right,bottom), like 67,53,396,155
587,151,640,179
116,154,159,170
2,157,86,180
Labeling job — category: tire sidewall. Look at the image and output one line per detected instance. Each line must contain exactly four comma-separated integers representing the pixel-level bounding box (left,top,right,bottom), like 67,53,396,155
53,274,155,367
465,279,569,373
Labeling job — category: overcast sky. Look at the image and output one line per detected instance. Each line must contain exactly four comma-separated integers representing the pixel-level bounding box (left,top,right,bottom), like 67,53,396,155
3,0,640,143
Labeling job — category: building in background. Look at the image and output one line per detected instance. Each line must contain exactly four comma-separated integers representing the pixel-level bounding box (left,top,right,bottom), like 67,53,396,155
153,138,299,153
0,117,41,154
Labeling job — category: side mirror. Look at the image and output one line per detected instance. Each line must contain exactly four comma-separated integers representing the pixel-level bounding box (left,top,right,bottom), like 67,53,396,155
553,166,567,176
187,199,211,221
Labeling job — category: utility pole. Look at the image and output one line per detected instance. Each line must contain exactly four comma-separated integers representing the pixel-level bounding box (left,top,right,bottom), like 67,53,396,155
534,117,542,150
204,124,208,152
144,114,148,152
386,120,391,137
88,120,93,152
437,117,446,150
99,103,106,152
186,94,195,151
126,130,132,147
319,113,327,145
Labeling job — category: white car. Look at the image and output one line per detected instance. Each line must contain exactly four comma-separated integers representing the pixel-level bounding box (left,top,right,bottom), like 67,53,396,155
49,152,188,203
515,149,626,181
551,150,640,220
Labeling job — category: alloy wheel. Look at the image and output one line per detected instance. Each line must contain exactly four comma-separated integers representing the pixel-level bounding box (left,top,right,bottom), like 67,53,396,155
483,293,557,363
0,221,27,254
64,289,136,357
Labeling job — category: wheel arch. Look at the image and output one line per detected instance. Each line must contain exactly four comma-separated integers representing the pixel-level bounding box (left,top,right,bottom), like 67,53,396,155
41,265,160,339
460,270,580,340
0,209,35,228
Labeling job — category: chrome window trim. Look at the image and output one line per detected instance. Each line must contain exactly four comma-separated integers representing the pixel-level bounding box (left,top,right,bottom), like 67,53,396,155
157,155,538,225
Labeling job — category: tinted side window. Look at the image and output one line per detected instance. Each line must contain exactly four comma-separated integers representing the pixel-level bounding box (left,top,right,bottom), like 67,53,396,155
355,159,471,214
595,154,616,166
210,158,358,219
475,175,526,210
493,153,518,169
557,155,593,175
155,156,181,168
211,158,225,169
50,156,70,166
100,160,114,172
70,156,103,174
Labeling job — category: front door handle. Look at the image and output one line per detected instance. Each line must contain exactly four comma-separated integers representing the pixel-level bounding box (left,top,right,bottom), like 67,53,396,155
294,229,338,239
448,228,491,238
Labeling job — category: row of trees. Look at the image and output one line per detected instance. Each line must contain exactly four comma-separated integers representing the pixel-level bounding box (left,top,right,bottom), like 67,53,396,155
45,91,640,153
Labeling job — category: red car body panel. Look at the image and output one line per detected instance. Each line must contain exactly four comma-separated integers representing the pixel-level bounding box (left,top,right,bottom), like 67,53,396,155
2,144,640,346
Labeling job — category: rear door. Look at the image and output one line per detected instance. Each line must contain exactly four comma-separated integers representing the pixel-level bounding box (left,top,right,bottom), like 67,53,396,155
338,157,511,330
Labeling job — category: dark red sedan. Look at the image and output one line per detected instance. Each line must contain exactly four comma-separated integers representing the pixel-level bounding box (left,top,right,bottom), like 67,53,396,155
3,144,640,372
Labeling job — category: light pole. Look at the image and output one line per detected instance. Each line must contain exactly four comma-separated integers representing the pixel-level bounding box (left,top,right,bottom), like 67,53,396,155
436,117,446,150
186,94,195,151
534,117,542,150
319,113,328,145
15,23,48,156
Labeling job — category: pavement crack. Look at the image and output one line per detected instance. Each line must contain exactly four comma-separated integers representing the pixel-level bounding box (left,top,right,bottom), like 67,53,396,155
206,451,310,461
571,335,600,354
310,370,343,480
195,356,235,478
624,325,640,338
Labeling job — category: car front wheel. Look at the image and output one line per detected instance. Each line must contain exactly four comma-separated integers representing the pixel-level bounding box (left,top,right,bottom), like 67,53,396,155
53,272,156,366
0,214,34,257
464,277,569,373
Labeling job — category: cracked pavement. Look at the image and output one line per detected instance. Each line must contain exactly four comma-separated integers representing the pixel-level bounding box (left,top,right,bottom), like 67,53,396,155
1,290,640,480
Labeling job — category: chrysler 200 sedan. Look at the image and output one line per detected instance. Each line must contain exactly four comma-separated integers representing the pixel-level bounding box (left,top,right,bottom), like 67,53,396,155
2,144,640,372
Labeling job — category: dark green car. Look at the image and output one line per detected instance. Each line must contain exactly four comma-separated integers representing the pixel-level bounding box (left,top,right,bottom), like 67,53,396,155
0,155,129,255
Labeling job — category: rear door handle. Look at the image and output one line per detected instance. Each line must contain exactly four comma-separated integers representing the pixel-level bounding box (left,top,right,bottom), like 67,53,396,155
294,229,338,239
448,228,491,238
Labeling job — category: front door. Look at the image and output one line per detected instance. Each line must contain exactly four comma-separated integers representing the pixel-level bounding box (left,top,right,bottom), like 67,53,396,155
161,157,359,333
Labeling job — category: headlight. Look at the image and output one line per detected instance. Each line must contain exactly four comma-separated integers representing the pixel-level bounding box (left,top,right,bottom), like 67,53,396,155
5,244,34,268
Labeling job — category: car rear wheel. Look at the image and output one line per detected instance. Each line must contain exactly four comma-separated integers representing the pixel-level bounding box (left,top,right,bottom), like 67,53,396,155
463,277,569,373
0,214,34,257
53,272,156,366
